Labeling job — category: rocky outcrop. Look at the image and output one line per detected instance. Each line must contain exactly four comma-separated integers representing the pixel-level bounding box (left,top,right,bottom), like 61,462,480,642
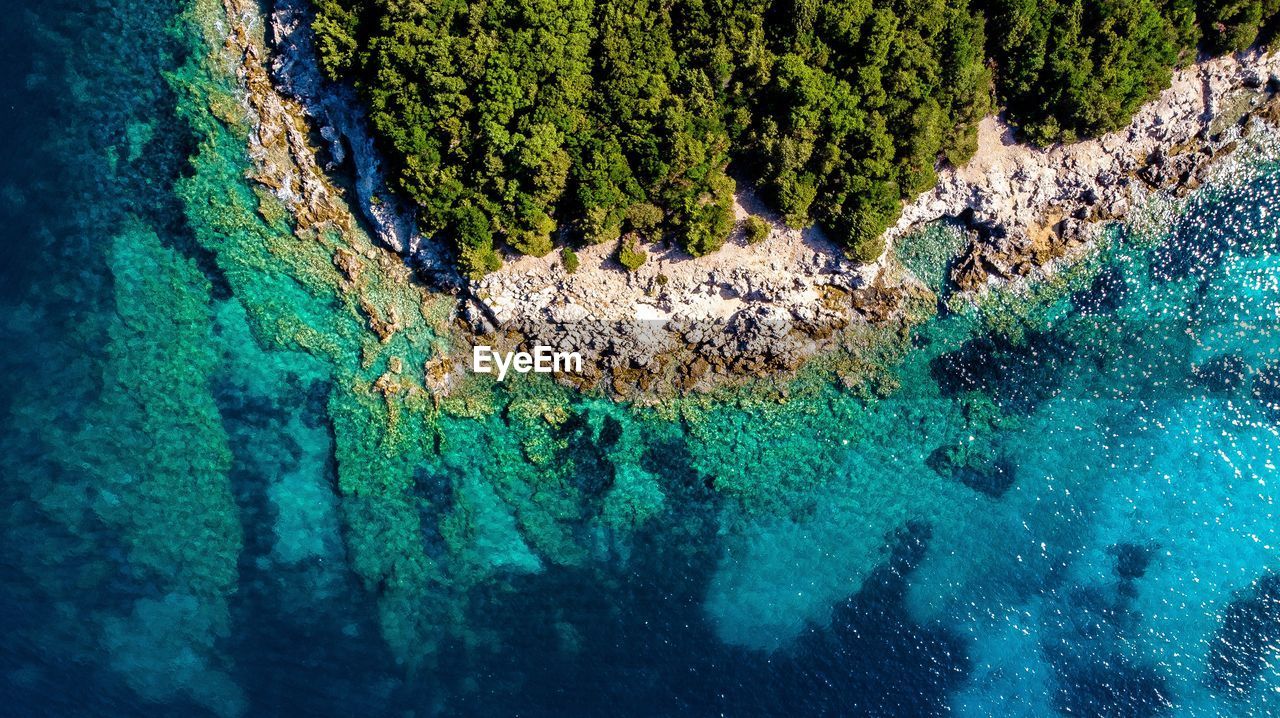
221,0,469,407
468,211,908,396
889,50,1280,294
265,0,462,290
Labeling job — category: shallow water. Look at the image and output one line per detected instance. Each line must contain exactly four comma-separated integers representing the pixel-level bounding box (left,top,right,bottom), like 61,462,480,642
2,0,1280,716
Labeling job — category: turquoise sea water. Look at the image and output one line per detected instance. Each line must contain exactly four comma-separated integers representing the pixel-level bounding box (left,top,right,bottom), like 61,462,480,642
2,0,1280,716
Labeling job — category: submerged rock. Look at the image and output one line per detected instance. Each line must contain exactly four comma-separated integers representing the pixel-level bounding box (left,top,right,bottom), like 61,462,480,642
1071,266,1129,316
1108,542,1156,581
1208,573,1280,695
1055,659,1174,718
931,330,1077,415
1192,354,1249,393
1151,169,1280,282
927,443,1017,498
1250,361,1280,420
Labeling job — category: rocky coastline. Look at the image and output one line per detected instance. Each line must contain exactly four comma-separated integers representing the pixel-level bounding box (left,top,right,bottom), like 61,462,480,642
248,0,1280,399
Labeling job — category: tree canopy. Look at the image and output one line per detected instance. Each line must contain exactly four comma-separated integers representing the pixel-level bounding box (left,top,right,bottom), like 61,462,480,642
313,0,1278,276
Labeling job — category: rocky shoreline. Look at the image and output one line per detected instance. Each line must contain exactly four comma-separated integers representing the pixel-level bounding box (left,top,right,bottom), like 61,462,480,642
478,52,1280,396
248,0,1280,398
898,52,1280,294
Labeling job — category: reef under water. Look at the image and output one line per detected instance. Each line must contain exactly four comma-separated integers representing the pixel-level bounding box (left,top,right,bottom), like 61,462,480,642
3,0,1280,716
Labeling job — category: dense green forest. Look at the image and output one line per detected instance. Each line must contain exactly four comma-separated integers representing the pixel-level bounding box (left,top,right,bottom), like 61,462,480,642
985,0,1278,143
312,0,1278,277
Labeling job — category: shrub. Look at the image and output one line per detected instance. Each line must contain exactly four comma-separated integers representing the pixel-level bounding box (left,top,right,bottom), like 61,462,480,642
510,230,554,258
849,235,887,265
743,216,770,245
617,237,648,272
460,246,503,279
454,203,502,278
561,247,580,274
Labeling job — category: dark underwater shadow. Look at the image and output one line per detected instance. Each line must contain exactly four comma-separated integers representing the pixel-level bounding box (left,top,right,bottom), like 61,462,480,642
437,519,968,718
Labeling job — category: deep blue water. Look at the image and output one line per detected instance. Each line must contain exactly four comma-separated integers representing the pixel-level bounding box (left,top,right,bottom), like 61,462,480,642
2,1,1279,716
